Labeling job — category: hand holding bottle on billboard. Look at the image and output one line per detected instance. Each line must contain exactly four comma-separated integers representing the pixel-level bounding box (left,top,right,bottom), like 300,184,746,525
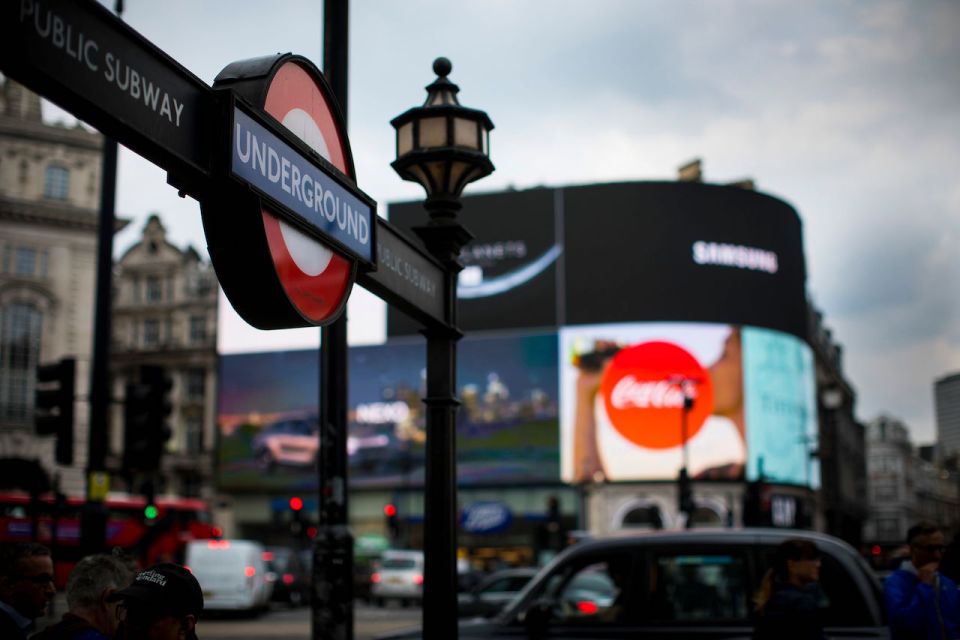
571,340,622,483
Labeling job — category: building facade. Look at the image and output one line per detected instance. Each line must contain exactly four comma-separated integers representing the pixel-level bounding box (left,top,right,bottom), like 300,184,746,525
0,79,107,495
110,214,218,498
935,372,960,462
809,304,867,545
864,414,960,548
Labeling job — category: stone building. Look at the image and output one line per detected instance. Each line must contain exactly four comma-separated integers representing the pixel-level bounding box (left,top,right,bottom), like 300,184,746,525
0,78,111,495
864,414,960,546
808,304,867,545
110,214,218,497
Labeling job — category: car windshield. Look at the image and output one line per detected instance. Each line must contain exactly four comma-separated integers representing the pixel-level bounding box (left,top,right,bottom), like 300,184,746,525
382,558,417,570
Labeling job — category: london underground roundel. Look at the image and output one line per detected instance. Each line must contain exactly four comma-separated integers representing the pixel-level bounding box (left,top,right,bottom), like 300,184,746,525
203,54,365,330
599,341,714,449
260,61,353,324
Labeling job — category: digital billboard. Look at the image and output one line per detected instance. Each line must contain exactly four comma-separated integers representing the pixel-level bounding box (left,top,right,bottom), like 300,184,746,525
559,322,817,485
218,332,559,491
389,181,808,340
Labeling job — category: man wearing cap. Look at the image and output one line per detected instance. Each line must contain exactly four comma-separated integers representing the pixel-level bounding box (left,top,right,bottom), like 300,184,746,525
108,563,203,640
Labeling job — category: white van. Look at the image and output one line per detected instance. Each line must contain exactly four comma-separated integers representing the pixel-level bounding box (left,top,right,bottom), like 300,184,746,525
185,539,273,613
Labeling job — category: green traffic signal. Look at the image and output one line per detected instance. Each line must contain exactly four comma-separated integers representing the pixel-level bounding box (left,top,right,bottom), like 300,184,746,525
144,504,159,520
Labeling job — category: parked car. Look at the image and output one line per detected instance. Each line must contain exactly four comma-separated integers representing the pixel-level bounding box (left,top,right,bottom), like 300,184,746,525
458,568,537,618
264,546,310,607
252,415,319,472
376,528,888,638
185,539,273,614
371,549,424,607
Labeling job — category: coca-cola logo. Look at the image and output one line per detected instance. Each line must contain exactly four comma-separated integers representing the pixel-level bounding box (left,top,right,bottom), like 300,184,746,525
600,341,714,449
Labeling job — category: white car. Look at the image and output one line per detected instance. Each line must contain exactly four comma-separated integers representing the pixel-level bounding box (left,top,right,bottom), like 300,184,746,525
185,539,273,613
252,415,319,472
371,550,424,607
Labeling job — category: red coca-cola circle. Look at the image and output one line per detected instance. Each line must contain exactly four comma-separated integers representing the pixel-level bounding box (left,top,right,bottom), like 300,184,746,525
599,341,714,449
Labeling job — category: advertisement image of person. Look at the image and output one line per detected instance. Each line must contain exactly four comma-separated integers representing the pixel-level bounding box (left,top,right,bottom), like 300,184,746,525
569,327,746,483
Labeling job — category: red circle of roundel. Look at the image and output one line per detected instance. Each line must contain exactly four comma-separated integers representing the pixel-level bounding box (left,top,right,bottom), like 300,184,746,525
599,341,714,450
261,61,353,324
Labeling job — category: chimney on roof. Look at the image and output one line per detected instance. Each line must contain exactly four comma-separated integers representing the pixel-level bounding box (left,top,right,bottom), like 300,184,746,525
677,159,702,183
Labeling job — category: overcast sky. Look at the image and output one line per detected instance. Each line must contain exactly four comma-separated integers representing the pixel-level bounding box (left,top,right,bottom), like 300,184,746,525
42,1,958,443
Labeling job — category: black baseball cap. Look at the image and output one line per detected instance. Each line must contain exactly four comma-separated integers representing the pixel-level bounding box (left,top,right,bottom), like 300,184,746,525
108,562,204,620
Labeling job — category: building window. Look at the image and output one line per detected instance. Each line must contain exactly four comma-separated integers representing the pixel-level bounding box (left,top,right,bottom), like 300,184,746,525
877,518,900,541
43,165,70,200
145,276,162,302
0,303,43,422
185,417,204,456
185,368,205,401
874,482,898,501
143,319,160,348
189,315,206,343
14,247,37,276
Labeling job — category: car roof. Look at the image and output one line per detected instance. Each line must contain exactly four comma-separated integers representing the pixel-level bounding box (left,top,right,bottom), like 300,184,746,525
579,527,855,551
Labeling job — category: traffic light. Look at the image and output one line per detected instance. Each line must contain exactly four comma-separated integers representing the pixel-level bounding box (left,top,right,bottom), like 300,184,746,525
743,480,770,527
123,365,172,471
34,358,75,465
142,480,158,524
288,496,307,540
384,503,399,542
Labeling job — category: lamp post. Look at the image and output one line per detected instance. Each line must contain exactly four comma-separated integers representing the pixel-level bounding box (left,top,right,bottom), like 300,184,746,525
670,376,698,528
391,57,494,639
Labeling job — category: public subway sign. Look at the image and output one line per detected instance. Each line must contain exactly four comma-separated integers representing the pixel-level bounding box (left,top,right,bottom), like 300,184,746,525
2,0,452,331
231,104,373,265
0,0,212,179
359,218,444,326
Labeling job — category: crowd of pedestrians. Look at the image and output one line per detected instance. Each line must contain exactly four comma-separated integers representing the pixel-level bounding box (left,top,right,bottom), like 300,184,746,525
0,543,203,640
4,521,960,639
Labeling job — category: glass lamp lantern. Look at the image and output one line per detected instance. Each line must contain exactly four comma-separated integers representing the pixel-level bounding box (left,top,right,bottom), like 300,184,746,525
391,57,494,209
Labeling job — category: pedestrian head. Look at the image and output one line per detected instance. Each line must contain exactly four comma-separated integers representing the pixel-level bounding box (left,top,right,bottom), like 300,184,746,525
108,562,203,640
754,538,821,613
775,538,821,586
65,553,135,636
907,521,946,569
0,542,56,619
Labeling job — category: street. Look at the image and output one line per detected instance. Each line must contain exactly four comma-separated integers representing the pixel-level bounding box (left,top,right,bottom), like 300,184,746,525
200,603,421,640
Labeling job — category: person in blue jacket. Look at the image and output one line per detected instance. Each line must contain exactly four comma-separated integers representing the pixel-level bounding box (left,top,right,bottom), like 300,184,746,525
884,521,960,640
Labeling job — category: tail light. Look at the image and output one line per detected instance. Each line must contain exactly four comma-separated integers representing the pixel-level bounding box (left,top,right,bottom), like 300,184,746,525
576,600,599,615
413,574,424,586
371,573,381,584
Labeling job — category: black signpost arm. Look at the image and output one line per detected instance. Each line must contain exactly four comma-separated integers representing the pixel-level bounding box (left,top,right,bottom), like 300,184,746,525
316,2,353,639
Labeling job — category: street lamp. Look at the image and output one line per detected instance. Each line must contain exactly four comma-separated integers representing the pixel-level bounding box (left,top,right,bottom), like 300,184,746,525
391,57,494,640
669,376,699,528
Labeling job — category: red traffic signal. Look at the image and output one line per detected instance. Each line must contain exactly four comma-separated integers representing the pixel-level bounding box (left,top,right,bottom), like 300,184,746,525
289,496,304,511
384,503,397,517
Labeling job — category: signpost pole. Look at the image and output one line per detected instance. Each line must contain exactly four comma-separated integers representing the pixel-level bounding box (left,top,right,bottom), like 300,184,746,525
83,0,124,554
316,2,353,639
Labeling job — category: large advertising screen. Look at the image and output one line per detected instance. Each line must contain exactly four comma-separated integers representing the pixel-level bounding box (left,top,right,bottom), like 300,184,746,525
218,332,560,491
559,322,817,485
389,181,808,340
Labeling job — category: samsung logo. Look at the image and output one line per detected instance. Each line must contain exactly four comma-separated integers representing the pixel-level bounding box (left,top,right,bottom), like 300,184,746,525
692,241,779,274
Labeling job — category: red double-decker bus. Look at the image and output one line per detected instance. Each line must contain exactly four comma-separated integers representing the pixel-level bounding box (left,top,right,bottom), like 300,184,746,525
0,491,218,588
